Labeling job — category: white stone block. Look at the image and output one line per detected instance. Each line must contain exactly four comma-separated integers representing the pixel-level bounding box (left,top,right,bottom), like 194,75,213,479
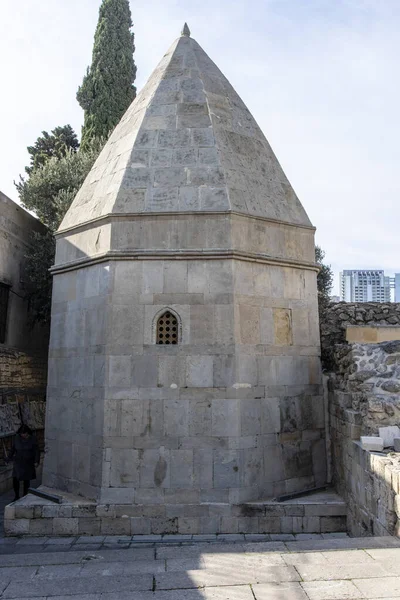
379,426,400,448
361,436,384,452
186,356,213,387
4,519,30,536
394,438,400,452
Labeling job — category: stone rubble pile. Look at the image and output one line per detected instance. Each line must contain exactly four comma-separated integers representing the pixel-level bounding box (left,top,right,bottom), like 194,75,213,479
321,302,400,369
331,341,400,434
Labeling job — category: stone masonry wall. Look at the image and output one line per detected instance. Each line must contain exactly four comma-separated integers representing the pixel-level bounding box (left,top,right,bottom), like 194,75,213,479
0,347,47,397
329,339,400,536
4,490,347,537
321,302,400,370
331,341,400,433
0,347,47,493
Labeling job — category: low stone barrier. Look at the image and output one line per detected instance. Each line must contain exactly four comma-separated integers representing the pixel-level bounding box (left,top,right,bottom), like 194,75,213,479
340,441,400,536
4,488,347,537
320,302,400,369
329,338,400,536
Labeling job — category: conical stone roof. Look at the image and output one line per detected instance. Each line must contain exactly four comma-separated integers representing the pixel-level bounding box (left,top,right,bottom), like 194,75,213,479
60,28,312,232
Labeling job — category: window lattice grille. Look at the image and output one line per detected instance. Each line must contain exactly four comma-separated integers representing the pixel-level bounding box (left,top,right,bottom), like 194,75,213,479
0,283,10,344
156,311,178,345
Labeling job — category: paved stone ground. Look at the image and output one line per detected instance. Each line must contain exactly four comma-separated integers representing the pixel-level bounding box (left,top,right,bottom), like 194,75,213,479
2,490,400,598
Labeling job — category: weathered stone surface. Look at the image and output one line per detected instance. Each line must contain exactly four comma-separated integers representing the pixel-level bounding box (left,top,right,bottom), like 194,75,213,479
60,34,311,232
379,426,400,448
30,27,326,537
320,302,400,369
360,436,384,451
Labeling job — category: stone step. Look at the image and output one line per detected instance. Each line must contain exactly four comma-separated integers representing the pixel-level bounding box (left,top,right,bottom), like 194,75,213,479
241,489,347,535
4,488,347,537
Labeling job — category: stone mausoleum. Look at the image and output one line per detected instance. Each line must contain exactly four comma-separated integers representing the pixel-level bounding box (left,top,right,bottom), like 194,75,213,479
5,26,335,536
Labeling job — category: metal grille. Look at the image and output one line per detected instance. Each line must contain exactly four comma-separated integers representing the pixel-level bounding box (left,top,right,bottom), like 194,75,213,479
156,311,178,344
0,283,10,344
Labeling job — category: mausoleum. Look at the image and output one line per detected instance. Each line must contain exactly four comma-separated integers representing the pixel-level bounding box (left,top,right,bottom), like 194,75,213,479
5,26,336,536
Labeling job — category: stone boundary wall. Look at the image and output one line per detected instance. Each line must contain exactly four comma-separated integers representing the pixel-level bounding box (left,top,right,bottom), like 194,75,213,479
329,338,400,536
0,347,47,399
331,341,400,434
0,347,47,434
321,302,400,369
0,347,47,492
331,429,400,536
4,498,347,537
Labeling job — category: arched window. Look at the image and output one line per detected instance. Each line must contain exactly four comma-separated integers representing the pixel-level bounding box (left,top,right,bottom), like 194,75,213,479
156,310,179,344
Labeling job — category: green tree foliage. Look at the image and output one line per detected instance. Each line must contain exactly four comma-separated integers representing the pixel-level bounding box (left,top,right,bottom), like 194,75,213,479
315,245,334,303
17,146,100,232
77,0,137,149
315,245,334,369
25,125,79,175
24,230,55,326
17,140,102,324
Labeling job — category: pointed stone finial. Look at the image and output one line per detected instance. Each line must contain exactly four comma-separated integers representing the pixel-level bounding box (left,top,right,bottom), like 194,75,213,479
181,23,191,37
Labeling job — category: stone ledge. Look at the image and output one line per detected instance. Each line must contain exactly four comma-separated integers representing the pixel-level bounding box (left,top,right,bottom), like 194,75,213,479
4,514,347,537
4,488,347,537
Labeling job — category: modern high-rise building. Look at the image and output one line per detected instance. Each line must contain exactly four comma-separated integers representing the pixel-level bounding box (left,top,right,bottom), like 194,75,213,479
394,274,400,302
340,270,392,302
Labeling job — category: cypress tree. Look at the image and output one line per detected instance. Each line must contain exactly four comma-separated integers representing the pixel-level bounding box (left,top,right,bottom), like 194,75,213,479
77,0,137,150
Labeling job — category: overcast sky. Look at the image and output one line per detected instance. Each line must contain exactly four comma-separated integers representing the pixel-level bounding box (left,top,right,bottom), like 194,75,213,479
1,0,399,294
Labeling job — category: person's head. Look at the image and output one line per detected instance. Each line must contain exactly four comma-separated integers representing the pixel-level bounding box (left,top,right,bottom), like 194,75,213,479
17,424,32,439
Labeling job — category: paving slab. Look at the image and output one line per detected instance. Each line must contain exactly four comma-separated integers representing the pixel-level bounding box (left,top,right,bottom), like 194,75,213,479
244,534,271,541
35,564,83,580
202,553,286,569
155,565,300,589
243,542,287,553
300,580,365,599
372,559,400,576
11,544,51,554
321,549,376,564
46,537,76,545
166,557,207,571
0,566,38,580
282,551,329,565
0,538,17,545
355,576,400,598
80,558,166,576
252,582,309,600
2,573,154,597
297,562,389,581
285,536,400,552
17,537,48,545
46,596,99,600
2,530,400,599
156,543,246,559
76,536,105,544
132,535,163,542
366,548,400,560
100,588,254,600
295,534,323,540
197,586,261,599
70,543,103,551
0,547,155,567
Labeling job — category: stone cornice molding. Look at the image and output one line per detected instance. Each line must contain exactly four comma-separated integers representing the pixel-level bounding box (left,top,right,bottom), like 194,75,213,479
56,210,316,237
50,248,319,275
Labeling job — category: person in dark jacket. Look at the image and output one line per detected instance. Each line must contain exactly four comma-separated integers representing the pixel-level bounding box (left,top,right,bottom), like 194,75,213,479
7,425,40,501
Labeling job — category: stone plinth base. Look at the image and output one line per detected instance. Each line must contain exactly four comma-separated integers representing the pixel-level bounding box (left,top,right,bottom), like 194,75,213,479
4,487,347,537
